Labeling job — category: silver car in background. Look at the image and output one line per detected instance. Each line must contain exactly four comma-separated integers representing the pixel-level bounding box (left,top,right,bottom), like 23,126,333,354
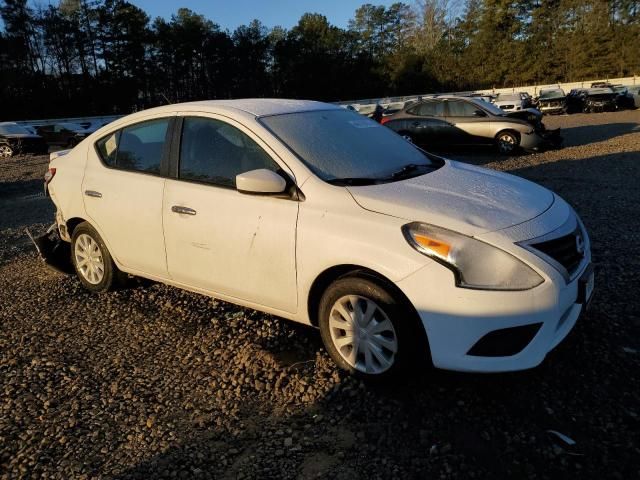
381,96,562,154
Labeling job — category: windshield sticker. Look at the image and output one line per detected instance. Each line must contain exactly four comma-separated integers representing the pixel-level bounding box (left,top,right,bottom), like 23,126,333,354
349,120,379,128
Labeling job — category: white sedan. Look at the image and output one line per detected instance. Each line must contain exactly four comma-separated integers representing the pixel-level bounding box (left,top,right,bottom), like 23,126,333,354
41,99,594,379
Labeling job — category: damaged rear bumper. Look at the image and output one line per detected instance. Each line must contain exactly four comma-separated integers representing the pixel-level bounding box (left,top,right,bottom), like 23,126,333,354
25,223,74,274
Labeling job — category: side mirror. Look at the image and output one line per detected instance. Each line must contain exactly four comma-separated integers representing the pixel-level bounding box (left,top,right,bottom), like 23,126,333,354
473,110,487,117
236,169,287,195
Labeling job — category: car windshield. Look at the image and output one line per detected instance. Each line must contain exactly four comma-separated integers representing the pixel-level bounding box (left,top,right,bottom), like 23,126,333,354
260,109,441,183
539,89,565,99
467,98,504,116
588,88,614,95
0,124,31,135
497,94,520,101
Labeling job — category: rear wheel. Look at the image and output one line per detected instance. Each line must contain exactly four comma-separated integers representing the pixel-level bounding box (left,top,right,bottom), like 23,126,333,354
318,276,425,379
495,130,519,155
71,222,123,293
0,144,13,158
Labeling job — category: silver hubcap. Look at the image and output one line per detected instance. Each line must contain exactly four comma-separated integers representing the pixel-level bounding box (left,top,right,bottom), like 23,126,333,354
498,134,516,153
74,234,105,285
329,295,398,374
0,145,13,157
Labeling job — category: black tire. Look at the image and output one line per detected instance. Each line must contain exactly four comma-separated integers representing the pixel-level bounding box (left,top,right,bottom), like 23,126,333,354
318,275,427,380
71,222,123,293
495,130,520,155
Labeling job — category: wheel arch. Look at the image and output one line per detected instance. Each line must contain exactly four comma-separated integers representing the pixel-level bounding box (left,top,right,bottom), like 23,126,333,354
307,264,420,329
65,216,89,237
494,128,521,141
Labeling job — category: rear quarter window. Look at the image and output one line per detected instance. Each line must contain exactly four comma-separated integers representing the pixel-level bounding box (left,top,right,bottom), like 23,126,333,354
94,118,170,174
96,131,121,166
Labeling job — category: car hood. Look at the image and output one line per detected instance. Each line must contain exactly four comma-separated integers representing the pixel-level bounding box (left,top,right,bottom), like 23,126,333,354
347,160,554,237
504,108,542,126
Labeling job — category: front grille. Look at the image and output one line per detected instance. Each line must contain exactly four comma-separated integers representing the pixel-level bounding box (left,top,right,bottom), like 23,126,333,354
530,230,584,275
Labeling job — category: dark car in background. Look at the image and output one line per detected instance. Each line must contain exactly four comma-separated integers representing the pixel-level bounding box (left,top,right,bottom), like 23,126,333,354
567,87,618,113
0,122,48,158
610,85,636,110
381,96,561,154
36,122,91,148
536,88,566,114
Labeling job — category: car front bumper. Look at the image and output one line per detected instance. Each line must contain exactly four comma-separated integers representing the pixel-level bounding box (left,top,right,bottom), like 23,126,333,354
521,128,562,151
539,104,566,114
395,202,592,373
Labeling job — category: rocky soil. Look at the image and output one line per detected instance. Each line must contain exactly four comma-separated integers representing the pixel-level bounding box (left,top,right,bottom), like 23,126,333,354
1,110,639,479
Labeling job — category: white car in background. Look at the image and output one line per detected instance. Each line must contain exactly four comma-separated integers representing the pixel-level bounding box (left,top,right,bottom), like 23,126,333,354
493,93,528,112
38,99,594,379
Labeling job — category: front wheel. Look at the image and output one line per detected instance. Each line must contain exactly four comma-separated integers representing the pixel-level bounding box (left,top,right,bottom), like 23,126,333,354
495,130,520,155
0,144,14,158
318,276,423,379
71,222,122,293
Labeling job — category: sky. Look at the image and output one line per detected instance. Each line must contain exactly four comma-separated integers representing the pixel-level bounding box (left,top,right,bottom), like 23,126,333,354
129,0,401,31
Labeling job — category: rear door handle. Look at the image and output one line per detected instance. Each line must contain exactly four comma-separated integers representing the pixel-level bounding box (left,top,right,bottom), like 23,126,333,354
84,190,102,198
171,205,197,216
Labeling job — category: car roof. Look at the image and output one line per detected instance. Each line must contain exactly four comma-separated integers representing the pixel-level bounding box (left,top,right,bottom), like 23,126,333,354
174,98,338,117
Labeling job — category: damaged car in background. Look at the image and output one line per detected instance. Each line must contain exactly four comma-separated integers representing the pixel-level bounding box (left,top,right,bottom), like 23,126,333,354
610,85,637,110
0,122,49,158
381,96,561,154
536,88,567,115
566,87,618,113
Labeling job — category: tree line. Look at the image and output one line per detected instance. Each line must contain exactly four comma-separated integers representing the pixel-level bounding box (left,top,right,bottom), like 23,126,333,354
1,0,638,120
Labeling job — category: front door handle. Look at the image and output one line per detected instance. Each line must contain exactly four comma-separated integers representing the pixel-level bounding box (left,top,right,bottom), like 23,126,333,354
171,205,197,216
84,190,102,198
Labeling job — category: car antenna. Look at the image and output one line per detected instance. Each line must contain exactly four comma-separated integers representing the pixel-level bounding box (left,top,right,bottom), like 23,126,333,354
160,93,173,105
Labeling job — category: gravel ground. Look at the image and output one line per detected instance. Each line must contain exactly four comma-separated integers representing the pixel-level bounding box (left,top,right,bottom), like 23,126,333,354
1,110,639,479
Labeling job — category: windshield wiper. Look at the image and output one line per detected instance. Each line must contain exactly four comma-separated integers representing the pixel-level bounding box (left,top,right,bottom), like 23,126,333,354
326,177,381,186
387,163,432,180
328,163,433,186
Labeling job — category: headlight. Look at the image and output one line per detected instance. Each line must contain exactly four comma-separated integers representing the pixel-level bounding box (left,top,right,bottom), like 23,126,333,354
402,222,544,291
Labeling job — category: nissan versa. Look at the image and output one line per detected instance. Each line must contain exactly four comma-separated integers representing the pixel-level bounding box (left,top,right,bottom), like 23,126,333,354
34,99,594,379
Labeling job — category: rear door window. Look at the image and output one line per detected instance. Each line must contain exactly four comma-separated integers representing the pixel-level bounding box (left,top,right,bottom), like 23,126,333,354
417,101,445,117
446,100,478,117
408,101,445,117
